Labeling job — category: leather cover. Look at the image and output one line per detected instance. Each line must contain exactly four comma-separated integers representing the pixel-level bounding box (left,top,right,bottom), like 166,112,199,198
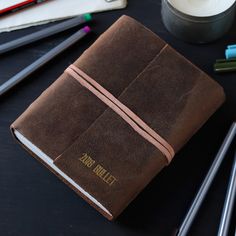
10,15,225,220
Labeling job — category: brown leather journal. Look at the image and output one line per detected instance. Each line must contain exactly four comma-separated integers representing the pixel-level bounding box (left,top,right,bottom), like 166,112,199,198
11,15,225,220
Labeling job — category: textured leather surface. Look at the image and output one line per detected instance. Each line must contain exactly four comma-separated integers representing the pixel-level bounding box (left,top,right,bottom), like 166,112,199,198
11,15,225,220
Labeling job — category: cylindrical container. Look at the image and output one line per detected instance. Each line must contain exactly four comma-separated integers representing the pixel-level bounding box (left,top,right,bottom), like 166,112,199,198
161,0,236,43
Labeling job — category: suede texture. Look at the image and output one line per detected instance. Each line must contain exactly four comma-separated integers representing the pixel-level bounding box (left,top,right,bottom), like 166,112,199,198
11,15,225,220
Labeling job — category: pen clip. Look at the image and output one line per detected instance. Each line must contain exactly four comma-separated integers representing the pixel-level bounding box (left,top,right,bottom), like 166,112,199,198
105,0,118,2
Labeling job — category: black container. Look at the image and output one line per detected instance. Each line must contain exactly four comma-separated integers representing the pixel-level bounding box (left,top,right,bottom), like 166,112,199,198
161,0,236,43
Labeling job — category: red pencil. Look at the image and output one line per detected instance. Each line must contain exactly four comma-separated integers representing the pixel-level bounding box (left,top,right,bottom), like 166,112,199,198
0,0,48,17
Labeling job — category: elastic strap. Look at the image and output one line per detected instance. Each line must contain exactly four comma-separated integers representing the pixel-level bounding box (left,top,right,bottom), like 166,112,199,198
65,65,175,164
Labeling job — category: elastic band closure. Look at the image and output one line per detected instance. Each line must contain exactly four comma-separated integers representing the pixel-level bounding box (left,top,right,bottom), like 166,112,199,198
71,65,175,159
65,65,175,163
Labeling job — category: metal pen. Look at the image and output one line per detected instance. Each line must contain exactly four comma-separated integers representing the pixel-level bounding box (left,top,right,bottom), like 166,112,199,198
177,122,236,236
217,151,236,236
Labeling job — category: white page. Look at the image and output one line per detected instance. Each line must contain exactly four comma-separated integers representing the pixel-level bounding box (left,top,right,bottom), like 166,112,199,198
14,130,112,217
0,0,127,32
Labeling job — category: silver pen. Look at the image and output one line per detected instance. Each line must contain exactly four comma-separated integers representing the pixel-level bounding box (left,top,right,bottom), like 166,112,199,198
177,122,236,236
217,150,236,236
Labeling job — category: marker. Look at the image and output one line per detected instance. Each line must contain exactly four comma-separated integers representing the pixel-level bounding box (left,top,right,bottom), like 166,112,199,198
0,13,92,55
0,26,91,96
214,59,236,73
226,48,236,60
227,44,236,49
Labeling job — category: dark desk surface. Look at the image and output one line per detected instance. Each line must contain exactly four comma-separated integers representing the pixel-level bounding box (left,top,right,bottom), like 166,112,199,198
0,1,236,236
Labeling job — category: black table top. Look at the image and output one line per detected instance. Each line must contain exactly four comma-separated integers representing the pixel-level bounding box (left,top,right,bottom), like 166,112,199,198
0,1,236,235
